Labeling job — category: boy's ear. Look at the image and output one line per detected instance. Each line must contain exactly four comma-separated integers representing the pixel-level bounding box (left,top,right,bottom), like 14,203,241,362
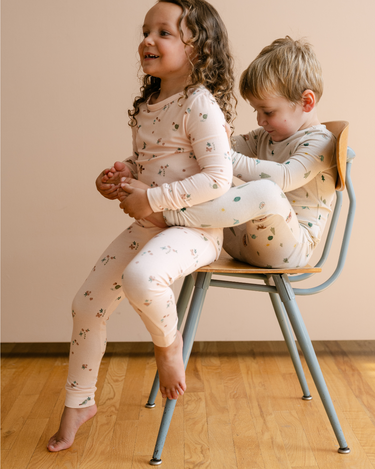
301,90,316,112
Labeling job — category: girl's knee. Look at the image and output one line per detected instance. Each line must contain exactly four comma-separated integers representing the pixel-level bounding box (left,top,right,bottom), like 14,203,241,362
71,290,96,323
122,263,156,304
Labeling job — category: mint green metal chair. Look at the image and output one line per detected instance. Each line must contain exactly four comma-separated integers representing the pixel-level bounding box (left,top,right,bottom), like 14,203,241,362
146,121,355,465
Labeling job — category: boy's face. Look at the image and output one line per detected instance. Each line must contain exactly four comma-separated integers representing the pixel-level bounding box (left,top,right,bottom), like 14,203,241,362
247,93,309,142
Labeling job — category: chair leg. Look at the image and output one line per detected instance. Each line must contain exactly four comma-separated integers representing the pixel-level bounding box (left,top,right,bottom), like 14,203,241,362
149,272,212,465
267,288,312,399
272,274,350,454
146,275,195,408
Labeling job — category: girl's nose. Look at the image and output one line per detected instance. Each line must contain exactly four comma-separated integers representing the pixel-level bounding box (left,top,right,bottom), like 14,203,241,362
144,34,155,46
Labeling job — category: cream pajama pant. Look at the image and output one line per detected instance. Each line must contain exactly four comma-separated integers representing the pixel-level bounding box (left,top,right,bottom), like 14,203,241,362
164,179,315,269
65,220,217,408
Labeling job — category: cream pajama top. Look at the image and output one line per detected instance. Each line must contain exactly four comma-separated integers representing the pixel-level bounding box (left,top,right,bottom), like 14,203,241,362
123,86,232,255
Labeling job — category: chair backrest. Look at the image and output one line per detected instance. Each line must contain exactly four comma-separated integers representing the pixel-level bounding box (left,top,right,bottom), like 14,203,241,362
323,121,349,191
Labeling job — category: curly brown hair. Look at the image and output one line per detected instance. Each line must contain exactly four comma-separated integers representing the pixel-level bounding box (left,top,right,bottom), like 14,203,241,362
128,0,237,127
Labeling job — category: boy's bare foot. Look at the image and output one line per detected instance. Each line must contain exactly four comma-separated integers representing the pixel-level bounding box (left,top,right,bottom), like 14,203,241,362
47,404,97,452
154,331,186,400
102,161,132,185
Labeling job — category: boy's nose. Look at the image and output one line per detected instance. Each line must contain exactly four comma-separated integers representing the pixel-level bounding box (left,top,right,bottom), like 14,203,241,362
257,113,267,126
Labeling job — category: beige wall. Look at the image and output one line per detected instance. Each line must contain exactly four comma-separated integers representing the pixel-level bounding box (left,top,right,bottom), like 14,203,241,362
2,0,374,343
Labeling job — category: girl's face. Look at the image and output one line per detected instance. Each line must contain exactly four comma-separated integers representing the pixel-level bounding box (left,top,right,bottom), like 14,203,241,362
139,2,193,87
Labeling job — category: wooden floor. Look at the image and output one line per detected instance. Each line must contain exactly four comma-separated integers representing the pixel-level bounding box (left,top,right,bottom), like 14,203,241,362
1,341,375,469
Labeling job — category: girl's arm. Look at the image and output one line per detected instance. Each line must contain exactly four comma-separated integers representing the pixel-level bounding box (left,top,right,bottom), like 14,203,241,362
146,91,233,213
231,129,336,192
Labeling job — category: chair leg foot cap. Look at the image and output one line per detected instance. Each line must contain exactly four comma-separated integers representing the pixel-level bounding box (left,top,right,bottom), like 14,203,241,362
302,395,312,401
338,447,350,454
145,402,156,408
149,458,162,465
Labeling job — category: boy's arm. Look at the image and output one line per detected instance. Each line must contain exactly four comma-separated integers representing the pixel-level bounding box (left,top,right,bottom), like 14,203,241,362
231,130,336,192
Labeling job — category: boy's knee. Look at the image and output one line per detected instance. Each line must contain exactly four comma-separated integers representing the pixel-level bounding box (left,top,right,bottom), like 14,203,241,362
253,179,282,200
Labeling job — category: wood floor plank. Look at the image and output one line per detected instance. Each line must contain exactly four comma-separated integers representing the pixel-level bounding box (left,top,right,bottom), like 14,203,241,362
79,352,129,469
28,355,71,420
228,397,264,469
234,341,264,420
108,420,138,469
343,413,375,466
1,394,40,450
184,392,211,469
253,342,297,413
202,360,237,469
26,388,75,469
117,343,153,422
253,413,292,469
161,405,185,467
185,342,205,393
1,347,40,423
274,410,317,467
1,419,48,469
269,341,301,375
217,342,248,399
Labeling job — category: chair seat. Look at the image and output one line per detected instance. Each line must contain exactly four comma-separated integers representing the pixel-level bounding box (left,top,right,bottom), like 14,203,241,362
196,250,322,274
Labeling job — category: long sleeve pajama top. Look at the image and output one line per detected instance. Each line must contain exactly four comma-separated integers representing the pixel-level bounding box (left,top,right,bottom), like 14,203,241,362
231,125,337,245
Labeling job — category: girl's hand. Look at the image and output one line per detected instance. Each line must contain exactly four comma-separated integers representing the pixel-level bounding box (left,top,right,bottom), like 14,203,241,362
119,183,153,219
96,162,133,200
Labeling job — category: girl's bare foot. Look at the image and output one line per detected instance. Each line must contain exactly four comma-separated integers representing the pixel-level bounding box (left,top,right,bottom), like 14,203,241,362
47,404,97,452
154,331,186,400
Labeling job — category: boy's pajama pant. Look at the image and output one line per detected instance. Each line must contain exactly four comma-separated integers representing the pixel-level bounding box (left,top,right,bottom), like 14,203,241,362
65,180,315,408
164,180,316,269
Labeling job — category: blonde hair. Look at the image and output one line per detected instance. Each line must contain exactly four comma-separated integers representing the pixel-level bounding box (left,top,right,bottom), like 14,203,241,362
129,0,237,128
240,36,323,104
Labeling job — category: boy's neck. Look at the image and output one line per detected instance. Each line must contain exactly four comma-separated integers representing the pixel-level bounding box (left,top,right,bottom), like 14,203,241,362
299,108,320,131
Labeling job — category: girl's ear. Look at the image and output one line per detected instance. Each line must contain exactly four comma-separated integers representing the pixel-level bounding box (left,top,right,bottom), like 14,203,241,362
301,90,316,113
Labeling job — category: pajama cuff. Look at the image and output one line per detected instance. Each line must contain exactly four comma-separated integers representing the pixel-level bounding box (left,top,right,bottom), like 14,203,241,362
65,382,97,409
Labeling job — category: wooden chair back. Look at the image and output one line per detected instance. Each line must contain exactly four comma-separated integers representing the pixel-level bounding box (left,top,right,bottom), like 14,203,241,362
323,121,349,191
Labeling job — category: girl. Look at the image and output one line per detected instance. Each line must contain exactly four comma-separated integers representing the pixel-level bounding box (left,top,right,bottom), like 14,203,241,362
48,0,236,452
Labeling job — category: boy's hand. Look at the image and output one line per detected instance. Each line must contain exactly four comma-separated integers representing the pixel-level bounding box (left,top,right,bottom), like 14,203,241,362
225,122,232,146
119,183,153,219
